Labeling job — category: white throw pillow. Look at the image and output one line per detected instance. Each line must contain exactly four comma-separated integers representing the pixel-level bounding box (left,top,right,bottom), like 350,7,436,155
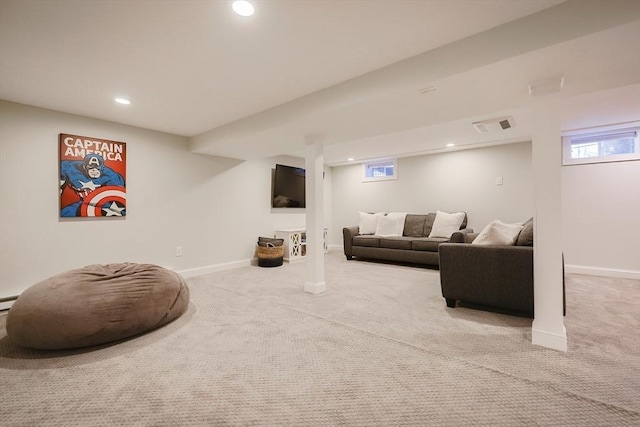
428,211,466,238
358,211,384,235
472,220,524,246
375,212,407,237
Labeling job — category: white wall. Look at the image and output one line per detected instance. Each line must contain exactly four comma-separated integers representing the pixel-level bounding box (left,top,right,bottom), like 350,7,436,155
0,101,309,298
559,84,640,277
329,142,534,244
562,160,640,275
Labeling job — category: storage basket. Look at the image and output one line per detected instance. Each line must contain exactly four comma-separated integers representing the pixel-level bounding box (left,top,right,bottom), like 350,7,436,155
256,238,284,267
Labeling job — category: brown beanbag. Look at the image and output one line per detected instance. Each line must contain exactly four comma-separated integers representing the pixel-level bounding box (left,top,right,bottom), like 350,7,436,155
6,263,190,350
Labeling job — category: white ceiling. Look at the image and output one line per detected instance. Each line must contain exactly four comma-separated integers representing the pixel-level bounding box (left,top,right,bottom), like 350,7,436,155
1,0,639,165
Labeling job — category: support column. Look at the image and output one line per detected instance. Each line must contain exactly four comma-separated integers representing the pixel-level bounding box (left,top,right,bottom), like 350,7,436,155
530,77,567,351
304,134,326,294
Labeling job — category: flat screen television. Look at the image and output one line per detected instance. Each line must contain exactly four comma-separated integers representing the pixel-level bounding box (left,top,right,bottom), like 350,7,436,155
272,164,305,208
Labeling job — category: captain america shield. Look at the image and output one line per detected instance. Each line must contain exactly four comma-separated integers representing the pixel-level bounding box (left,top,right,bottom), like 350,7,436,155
80,186,126,217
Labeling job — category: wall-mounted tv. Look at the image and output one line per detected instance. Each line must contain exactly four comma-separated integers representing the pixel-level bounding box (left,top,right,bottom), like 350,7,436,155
272,164,305,208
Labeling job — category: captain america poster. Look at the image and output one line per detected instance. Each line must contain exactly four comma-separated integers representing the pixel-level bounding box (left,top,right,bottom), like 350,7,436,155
59,133,126,217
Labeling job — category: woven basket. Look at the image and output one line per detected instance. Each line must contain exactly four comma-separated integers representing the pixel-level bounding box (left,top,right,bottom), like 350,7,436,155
257,243,284,267
257,244,284,259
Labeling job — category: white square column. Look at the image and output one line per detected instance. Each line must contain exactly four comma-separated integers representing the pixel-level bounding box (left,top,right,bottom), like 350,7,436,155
304,134,326,294
530,77,567,352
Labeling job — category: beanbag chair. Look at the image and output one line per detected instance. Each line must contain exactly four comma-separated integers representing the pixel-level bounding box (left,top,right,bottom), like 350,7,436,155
6,263,190,350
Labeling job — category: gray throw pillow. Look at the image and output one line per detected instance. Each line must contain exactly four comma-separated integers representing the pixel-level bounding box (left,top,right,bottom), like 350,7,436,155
403,214,427,237
460,212,468,229
516,217,534,246
422,213,437,237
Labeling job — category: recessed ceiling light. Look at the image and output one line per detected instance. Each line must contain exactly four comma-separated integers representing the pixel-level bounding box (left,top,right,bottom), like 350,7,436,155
347,158,354,161
115,98,131,105
233,0,254,17
446,143,455,147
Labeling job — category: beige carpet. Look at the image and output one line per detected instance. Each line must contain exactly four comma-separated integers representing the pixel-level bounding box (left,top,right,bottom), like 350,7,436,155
1,251,639,426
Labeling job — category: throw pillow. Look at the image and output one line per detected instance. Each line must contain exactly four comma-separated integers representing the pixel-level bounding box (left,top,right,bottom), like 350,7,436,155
428,211,466,238
375,212,407,237
403,214,427,237
515,217,534,246
472,220,524,246
422,212,437,237
358,211,383,235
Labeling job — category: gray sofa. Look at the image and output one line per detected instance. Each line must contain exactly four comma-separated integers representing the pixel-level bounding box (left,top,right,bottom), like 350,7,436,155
342,213,473,268
438,219,565,317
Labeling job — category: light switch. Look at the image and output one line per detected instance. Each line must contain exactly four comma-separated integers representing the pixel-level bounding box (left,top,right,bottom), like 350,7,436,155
496,176,503,186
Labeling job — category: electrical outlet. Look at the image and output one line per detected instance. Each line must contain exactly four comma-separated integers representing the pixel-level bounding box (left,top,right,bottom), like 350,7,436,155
175,246,183,257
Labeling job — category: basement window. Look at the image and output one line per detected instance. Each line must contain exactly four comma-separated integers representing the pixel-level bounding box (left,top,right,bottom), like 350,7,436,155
562,126,639,165
363,159,397,182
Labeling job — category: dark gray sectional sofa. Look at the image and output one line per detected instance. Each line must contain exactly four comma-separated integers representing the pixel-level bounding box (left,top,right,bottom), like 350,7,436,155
439,233,535,316
438,219,565,318
342,213,473,268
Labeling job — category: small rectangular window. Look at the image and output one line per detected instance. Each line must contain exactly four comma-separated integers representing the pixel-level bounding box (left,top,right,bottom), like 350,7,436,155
363,159,397,182
562,126,640,165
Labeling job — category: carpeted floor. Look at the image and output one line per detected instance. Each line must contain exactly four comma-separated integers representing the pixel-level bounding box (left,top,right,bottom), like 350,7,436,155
1,251,639,426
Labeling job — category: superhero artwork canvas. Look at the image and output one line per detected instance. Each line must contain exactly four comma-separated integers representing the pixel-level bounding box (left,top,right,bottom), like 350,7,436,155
59,133,126,218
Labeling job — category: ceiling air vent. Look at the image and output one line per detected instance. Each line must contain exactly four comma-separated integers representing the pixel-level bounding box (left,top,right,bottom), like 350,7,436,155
472,116,515,133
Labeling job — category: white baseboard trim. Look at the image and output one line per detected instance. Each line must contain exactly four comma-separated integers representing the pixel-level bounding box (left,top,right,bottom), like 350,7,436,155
176,259,252,278
532,326,567,352
0,300,15,311
328,244,342,252
565,264,640,280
